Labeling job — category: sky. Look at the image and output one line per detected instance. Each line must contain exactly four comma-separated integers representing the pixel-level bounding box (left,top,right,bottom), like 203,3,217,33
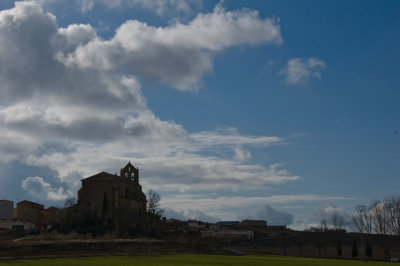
0,0,399,229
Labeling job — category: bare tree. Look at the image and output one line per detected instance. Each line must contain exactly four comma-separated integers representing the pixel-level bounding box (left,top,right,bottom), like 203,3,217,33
370,200,389,234
320,212,345,231
353,195,400,236
64,197,77,208
331,211,345,230
147,190,163,215
352,204,372,234
386,196,400,236
320,218,329,231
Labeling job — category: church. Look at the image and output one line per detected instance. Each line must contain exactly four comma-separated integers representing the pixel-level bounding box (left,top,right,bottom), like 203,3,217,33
77,162,147,215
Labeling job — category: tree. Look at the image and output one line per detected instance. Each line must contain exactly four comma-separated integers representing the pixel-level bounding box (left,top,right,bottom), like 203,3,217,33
282,242,287,256
365,241,373,259
320,218,329,231
336,241,343,258
370,200,389,234
352,204,372,234
64,197,77,208
147,190,163,215
331,212,345,230
351,240,358,258
295,236,304,257
352,195,400,236
315,239,324,258
320,212,346,231
386,196,400,236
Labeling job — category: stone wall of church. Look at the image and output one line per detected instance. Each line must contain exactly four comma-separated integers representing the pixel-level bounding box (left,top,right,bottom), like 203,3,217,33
77,175,146,215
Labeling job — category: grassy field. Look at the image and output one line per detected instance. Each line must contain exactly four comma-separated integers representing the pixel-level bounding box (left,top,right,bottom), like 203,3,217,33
0,255,394,266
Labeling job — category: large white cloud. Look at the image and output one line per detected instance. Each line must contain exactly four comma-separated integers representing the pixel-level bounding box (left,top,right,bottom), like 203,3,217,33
56,3,282,90
0,2,302,220
22,176,74,201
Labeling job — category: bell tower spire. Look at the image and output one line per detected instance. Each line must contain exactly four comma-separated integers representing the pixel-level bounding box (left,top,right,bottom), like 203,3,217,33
120,161,139,184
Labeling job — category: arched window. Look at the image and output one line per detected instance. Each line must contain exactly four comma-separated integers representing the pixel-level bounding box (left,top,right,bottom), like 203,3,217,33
125,173,128,179
131,173,135,180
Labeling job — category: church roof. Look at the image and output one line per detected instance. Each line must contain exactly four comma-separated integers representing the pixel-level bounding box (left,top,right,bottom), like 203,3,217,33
82,171,117,181
121,161,138,171
81,162,139,183
17,200,44,208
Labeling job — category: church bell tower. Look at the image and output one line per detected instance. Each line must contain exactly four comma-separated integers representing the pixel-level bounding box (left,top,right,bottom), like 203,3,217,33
120,161,139,184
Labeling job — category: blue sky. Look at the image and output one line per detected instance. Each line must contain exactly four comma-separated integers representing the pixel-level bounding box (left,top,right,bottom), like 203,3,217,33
0,0,399,228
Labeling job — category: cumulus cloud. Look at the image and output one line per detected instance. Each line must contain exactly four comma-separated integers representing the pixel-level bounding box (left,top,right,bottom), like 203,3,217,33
22,176,73,201
186,209,221,223
243,205,294,225
0,2,294,218
163,207,188,221
34,0,201,16
0,1,288,184
21,129,296,193
279,57,325,85
0,161,60,204
56,4,282,90
103,0,200,16
42,0,202,15
314,204,347,220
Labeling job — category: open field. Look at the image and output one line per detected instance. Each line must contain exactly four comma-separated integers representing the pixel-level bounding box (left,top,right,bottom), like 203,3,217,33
0,255,395,266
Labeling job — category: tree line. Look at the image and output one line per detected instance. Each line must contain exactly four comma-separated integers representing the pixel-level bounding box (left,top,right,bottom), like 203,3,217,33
352,195,400,236
316,195,400,236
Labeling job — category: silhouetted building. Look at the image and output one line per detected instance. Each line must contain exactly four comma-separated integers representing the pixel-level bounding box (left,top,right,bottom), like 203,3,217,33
240,219,267,228
16,200,44,226
0,200,13,219
0,219,35,231
216,221,240,229
77,162,146,217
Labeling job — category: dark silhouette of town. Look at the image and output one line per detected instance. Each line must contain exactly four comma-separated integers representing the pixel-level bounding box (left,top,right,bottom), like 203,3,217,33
0,162,399,261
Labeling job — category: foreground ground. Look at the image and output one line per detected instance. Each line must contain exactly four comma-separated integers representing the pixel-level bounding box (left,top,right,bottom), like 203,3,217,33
0,255,395,266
